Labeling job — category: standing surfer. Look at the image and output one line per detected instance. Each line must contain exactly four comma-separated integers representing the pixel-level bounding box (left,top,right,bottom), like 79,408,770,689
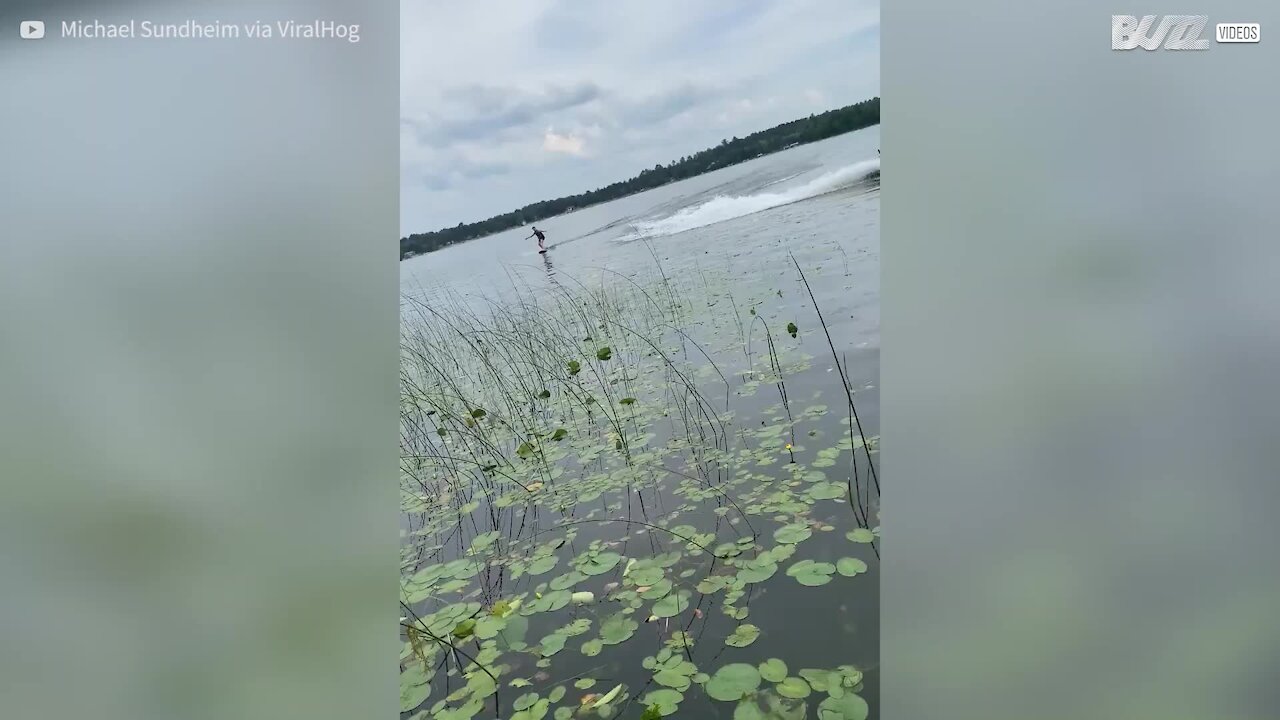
527,226,547,253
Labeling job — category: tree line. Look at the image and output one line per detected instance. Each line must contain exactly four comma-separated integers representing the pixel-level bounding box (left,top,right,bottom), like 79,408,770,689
401,96,879,259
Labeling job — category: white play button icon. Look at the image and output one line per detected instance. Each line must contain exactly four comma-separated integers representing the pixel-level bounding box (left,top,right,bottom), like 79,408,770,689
20,20,45,39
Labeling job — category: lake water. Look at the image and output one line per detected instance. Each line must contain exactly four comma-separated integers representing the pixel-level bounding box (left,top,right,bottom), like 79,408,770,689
400,126,880,720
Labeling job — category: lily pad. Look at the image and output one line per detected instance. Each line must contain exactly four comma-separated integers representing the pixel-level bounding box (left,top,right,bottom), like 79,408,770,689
550,570,588,591
599,613,639,645
651,590,690,618
776,677,811,699
642,688,683,716
628,566,665,586
808,482,846,501
773,523,812,544
639,579,673,600
787,559,837,586
758,658,788,683
400,659,431,712
705,663,762,702
514,693,540,711
846,528,876,543
737,558,778,584
817,693,869,720
579,551,622,576
527,555,559,576
725,623,761,648
837,557,868,577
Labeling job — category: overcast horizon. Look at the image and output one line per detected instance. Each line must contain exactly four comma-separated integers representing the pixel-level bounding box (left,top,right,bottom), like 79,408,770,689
400,0,879,236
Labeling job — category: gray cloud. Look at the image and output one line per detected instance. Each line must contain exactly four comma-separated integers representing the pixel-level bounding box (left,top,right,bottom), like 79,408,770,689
404,82,602,147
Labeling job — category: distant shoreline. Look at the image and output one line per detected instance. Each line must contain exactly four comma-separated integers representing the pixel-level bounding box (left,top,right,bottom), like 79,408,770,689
401,96,879,260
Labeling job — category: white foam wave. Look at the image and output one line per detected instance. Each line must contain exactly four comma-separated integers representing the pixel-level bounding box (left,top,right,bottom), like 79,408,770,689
628,158,879,239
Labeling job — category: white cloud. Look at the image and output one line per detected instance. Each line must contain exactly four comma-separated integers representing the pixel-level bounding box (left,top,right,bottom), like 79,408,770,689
542,129,587,156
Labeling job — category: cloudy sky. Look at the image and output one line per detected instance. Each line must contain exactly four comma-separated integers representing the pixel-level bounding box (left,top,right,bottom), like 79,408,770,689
400,0,879,236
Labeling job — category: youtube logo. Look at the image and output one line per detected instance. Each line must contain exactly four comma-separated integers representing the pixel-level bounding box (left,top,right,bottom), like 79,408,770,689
20,20,45,39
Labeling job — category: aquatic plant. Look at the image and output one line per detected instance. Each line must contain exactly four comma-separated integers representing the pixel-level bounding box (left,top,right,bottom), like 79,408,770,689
399,257,878,719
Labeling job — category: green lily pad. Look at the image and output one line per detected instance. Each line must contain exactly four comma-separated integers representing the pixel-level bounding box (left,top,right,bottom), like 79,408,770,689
539,633,566,656
733,699,765,720
514,693,540,711
642,688,683,715
527,555,559,576
846,528,876,543
705,663,762,702
628,566,665,586
837,557,868,576
599,613,639,645
737,558,778,584
653,669,692,691
470,530,500,551
651,591,690,618
400,659,431,712
758,658,788,683
776,677,811,699
549,686,566,703
579,551,622,576
550,570,588,591
725,623,761,647
817,693,869,720
787,559,836,586
808,482,846,501
639,579,673,600
773,523,812,544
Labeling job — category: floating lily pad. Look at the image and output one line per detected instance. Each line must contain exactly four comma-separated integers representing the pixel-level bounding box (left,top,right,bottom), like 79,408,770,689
787,559,837,586
776,677,811,699
527,555,559,576
725,623,761,647
400,659,431,712
837,557,868,576
514,693,540,711
642,688,683,716
651,591,690,618
705,664,762,702
539,633,566,656
817,693,869,720
550,570,588,591
846,528,876,543
737,558,778,584
579,551,622,576
599,613,639,645
628,566,665,586
575,678,597,690
808,482,846,501
758,658,788,683
773,523,812,544
639,579,673,600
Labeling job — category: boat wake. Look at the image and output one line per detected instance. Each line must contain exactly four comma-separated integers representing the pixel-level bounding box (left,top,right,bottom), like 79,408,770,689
620,157,879,241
